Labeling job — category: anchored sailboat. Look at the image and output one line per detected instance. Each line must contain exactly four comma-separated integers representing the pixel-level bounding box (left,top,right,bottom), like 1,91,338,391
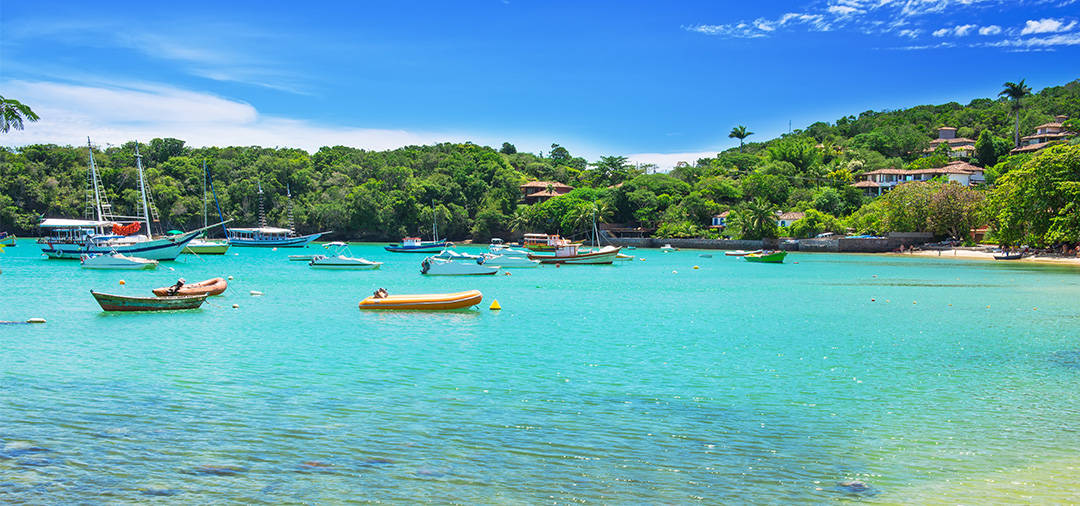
183,161,231,254
385,201,451,252
37,139,216,260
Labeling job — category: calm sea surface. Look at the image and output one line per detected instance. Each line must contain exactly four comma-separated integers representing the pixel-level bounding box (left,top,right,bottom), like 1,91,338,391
3,242,1080,503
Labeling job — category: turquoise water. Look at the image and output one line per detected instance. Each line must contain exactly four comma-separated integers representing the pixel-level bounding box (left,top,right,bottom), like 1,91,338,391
3,242,1080,503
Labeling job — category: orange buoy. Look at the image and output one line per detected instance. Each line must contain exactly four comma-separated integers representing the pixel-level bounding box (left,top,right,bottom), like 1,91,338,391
119,279,126,285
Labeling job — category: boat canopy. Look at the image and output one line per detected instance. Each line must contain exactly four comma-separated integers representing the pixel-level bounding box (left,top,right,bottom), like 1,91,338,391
39,218,115,228
229,227,293,234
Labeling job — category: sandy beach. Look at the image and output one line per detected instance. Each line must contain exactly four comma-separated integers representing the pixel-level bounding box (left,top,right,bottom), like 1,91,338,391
895,248,1080,266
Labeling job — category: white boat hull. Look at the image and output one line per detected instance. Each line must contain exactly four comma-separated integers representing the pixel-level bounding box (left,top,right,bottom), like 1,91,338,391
309,255,382,269
482,254,540,268
81,253,159,270
39,231,199,260
421,257,500,275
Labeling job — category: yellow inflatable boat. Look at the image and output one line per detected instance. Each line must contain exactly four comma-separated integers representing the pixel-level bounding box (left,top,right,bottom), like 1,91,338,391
358,290,483,310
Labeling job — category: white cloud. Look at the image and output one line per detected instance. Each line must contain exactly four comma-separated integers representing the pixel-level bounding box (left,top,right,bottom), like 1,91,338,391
0,80,483,153
979,25,1002,35
1020,18,1077,35
933,24,977,37
625,152,720,171
987,32,1080,48
898,28,922,38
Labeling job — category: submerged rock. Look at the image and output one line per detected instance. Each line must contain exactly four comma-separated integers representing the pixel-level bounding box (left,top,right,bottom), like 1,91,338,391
834,480,877,496
1,441,51,458
187,464,247,476
1049,350,1080,369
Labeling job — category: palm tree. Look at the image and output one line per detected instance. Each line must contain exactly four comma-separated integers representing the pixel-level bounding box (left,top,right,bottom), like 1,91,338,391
0,96,40,133
745,198,777,239
999,80,1032,148
728,125,753,153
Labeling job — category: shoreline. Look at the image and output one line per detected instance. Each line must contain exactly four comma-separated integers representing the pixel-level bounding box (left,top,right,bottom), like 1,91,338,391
887,248,1080,266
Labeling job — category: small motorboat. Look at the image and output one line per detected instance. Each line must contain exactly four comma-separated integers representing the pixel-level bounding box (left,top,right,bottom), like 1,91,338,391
993,249,1025,260
481,253,540,268
0,232,15,247
660,244,678,252
724,249,761,257
421,257,500,275
91,290,207,312
744,251,788,263
152,277,228,297
385,237,450,253
81,252,159,270
309,242,382,269
359,290,483,310
182,238,230,255
615,252,635,261
489,243,532,257
431,249,482,261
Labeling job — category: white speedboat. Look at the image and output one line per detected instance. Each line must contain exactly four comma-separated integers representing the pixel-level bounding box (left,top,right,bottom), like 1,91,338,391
431,249,482,261
481,253,540,268
615,252,634,261
489,243,532,257
421,257,500,275
183,238,230,255
80,252,159,270
309,242,382,269
660,244,678,252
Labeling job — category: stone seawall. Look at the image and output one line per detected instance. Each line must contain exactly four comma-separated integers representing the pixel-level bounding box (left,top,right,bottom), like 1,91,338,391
600,237,765,250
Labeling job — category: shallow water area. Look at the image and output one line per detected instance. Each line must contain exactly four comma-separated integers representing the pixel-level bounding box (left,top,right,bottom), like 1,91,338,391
3,242,1080,502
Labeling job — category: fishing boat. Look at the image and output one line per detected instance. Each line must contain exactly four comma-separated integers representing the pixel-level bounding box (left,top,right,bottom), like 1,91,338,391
152,277,228,297
480,253,540,268
91,290,208,312
993,248,1025,260
530,245,621,264
0,232,15,247
724,249,761,257
743,251,788,263
81,252,159,270
358,290,483,310
660,244,678,252
386,203,450,252
309,242,382,269
522,233,580,252
228,182,328,247
183,162,231,255
37,140,213,260
421,257,500,275
385,237,450,253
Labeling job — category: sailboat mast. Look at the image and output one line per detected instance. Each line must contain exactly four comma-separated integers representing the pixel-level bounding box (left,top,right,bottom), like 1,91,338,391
134,142,152,237
86,137,105,222
257,181,267,228
206,163,229,237
287,183,295,233
202,160,208,229
432,200,438,242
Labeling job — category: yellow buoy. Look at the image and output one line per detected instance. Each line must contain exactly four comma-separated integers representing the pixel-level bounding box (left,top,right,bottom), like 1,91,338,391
693,265,700,270
119,279,126,285
26,318,46,324
490,300,502,310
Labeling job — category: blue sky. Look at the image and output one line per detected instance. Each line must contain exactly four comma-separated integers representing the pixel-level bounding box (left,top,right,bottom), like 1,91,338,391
2,0,1078,168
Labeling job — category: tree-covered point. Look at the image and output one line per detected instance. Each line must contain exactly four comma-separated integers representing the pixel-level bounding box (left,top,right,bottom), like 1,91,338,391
1,79,1078,243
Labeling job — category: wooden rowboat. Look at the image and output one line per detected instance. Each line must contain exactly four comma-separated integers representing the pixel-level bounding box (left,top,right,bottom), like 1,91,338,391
152,277,228,297
92,290,208,312
358,290,483,310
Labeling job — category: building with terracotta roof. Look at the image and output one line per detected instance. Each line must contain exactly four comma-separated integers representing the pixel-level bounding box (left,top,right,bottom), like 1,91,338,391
1011,115,1074,154
924,126,976,159
851,161,985,196
776,212,805,227
520,181,573,204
